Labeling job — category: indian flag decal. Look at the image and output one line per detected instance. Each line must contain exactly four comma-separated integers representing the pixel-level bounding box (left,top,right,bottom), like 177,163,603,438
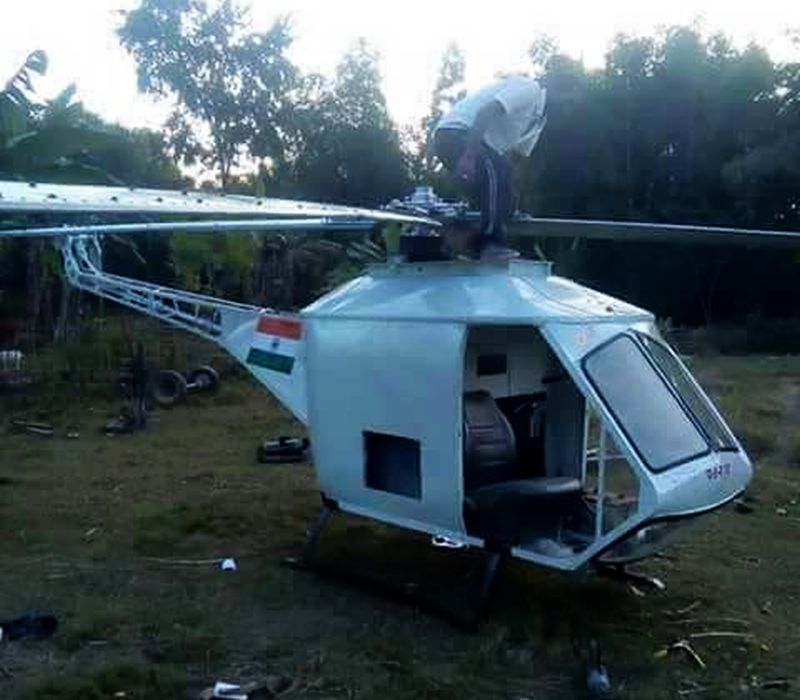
246,315,302,374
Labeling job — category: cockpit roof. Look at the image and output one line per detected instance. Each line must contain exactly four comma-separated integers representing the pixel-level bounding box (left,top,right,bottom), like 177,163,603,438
304,259,653,324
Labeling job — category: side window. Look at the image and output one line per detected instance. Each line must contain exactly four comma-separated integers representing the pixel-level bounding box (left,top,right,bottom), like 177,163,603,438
364,431,421,499
477,353,507,376
583,335,708,471
637,333,737,451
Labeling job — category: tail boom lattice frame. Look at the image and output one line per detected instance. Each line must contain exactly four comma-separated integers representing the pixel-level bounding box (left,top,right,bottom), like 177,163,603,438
62,235,263,341
61,234,309,423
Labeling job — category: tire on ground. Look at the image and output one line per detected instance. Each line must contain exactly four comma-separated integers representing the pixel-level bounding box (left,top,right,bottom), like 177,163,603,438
153,369,187,407
187,365,220,393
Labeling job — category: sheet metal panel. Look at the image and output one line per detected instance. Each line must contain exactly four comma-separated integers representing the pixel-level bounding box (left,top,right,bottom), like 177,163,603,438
0,179,436,226
307,318,466,534
305,260,652,324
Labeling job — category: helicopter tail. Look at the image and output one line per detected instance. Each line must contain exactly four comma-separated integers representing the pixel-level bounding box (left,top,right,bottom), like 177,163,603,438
51,234,310,423
223,312,308,424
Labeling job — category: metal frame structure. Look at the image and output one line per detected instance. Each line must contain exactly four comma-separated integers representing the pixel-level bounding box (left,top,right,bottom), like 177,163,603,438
61,234,257,341
0,180,767,609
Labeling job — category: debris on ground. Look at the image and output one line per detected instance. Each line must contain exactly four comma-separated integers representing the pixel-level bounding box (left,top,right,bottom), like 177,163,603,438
220,557,238,572
153,365,220,408
654,639,707,669
143,556,232,567
9,418,82,439
665,616,750,627
257,436,310,464
104,405,147,435
197,676,297,700
585,639,613,699
9,419,54,437
212,681,247,700
597,564,666,591
0,614,58,641
665,600,702,618
655,627,757,671
676,680,710,696
753,678,792,691
628,584,646,598
688,631,755,642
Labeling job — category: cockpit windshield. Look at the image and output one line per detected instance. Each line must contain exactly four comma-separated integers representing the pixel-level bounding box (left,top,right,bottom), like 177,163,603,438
636,333,737,452
583,335,710,471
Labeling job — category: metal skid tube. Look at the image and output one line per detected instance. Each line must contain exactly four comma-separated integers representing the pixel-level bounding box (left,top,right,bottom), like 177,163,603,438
288,502,507,631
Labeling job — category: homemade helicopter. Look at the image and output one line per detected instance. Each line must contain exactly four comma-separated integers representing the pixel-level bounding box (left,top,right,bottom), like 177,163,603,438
2,179,798,619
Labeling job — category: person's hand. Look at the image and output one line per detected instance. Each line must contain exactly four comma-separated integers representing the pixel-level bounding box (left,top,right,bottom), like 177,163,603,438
455,150,477,182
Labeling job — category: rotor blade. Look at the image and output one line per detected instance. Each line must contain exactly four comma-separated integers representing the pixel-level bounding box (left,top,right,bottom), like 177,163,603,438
0,217,378,238
506,216,800,247
0,180,438,227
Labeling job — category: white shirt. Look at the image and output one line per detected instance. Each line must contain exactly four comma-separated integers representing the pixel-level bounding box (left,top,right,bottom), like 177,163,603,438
436,76,547,156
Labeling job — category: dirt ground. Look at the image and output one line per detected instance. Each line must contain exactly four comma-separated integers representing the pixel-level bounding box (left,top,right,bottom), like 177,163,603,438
1,354,799,699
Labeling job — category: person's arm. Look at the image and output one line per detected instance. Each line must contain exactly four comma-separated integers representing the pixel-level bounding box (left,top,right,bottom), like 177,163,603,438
456,99,506,181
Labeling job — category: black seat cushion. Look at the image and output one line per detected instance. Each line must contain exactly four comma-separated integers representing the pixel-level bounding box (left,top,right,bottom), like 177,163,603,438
464,477,582,545
462,391,583,545
465,476,582,513
463,390,517,489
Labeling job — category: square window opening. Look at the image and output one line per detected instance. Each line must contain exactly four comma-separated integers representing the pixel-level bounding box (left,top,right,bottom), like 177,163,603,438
477,353,508,376
364,431,421,499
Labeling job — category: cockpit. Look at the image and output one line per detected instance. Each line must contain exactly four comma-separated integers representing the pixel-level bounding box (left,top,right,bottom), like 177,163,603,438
461,324,749,566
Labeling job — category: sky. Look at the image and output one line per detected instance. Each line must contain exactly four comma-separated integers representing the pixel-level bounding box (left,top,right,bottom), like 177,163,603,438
1,0,799,132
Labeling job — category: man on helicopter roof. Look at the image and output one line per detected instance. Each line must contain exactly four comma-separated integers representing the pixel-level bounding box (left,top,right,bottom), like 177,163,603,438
433,75,547,260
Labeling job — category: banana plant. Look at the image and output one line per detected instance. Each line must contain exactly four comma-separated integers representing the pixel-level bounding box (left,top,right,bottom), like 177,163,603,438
0,50,47,145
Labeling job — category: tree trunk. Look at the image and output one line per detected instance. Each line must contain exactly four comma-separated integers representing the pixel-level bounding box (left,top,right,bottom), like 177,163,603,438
26,240,43,348
54,275,79,342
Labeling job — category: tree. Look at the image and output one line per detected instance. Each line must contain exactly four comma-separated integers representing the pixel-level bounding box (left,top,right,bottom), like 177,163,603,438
410,43,466,183
529,35,559,77
422,43,466,139
273,39,409,206
0,50,47,146
118,0,297,185
0,50,188,342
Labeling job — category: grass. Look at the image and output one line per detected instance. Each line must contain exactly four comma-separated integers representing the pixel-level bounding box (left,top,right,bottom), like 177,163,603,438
1,350,800,698
19,663,186,700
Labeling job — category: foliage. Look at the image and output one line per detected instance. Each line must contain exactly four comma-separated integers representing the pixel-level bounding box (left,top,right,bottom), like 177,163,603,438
4,20,800,335
170,230,260,298
518,27,800,324
422,43,467,141
408,43,467,184
0,49,187,342
271,39,409,207
117,0,297,185
0,50,47,145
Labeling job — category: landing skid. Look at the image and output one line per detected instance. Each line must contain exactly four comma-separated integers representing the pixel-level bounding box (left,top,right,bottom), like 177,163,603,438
284,501,506,631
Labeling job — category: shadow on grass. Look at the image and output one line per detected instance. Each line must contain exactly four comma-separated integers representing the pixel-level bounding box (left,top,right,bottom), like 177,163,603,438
20,664,186,700
132,501,254,555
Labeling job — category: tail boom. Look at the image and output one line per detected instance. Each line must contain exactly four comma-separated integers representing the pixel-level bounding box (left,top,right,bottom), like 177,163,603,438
62,235,308,423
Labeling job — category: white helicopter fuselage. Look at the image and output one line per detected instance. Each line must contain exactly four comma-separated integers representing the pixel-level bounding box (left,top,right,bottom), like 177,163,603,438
222,258,751,570
0,180,756,574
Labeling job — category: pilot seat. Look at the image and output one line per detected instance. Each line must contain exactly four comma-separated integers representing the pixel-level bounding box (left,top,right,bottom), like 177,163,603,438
462,390,582,547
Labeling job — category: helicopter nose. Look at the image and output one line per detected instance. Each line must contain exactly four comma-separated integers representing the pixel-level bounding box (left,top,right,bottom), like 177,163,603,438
654,450,753,520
